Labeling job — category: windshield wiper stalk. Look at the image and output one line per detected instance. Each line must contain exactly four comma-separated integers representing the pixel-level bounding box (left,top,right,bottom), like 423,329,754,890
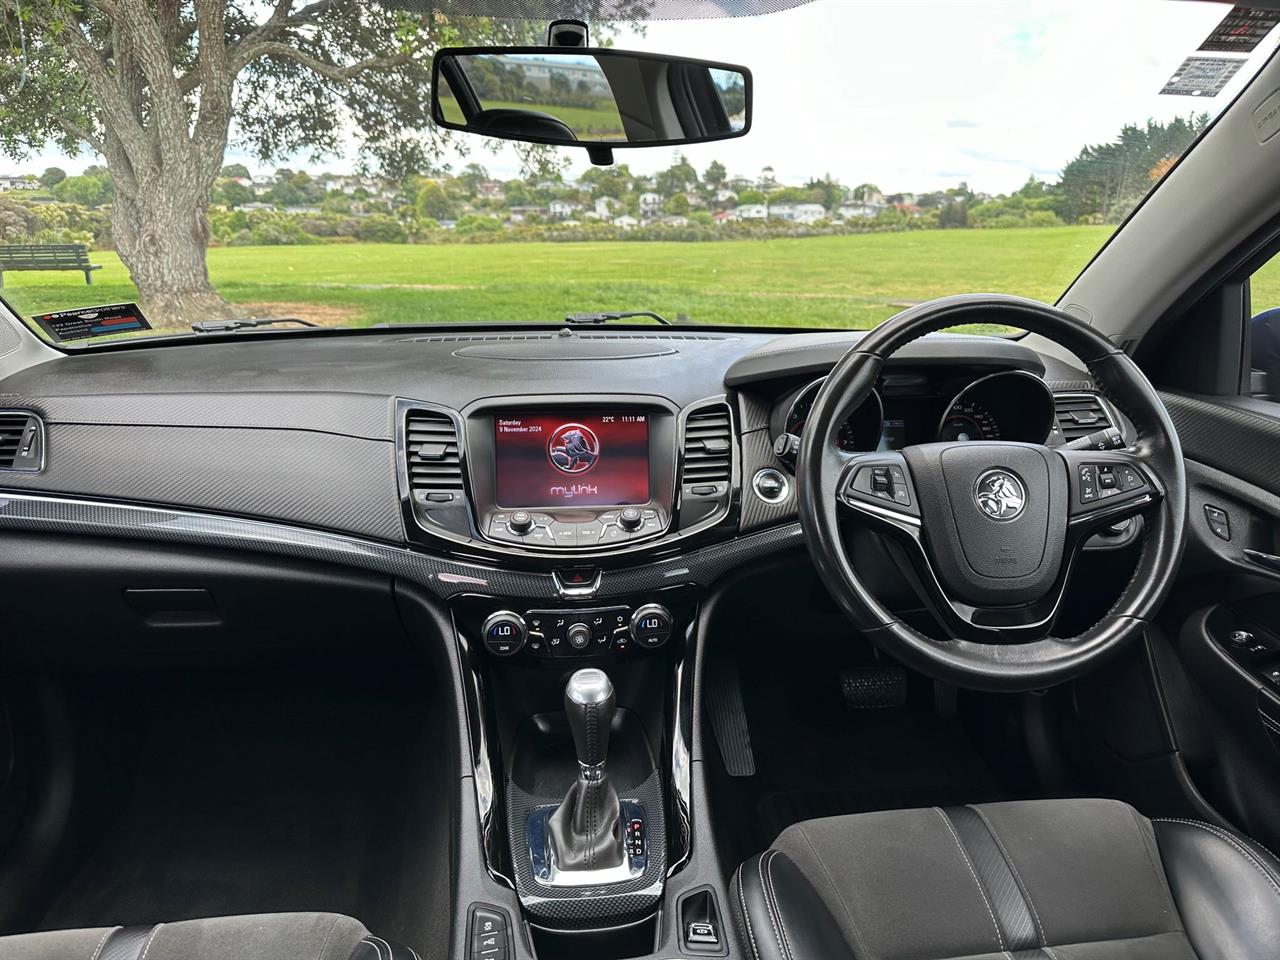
190,316,319,333
565,310,671,326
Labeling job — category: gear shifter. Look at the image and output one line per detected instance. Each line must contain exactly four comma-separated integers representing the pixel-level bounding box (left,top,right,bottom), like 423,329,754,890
548,668,626,873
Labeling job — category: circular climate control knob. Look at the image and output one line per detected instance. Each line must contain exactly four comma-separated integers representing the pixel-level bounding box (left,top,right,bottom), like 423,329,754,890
630,603,673,648
481,610,527,656
618,507,643,531
567,622,592,650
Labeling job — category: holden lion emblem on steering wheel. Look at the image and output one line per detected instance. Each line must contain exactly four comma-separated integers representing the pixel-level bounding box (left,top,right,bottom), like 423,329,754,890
547,423,600,475
974,469,1026,521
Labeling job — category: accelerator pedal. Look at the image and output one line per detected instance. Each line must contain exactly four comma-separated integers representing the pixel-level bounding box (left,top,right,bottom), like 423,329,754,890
840,665,907,710
707,661,756,777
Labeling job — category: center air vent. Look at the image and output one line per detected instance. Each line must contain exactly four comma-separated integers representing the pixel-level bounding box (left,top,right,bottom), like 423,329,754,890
405,409,463,496
682,404,733,486
1053,394,1114,441
0,411,42,472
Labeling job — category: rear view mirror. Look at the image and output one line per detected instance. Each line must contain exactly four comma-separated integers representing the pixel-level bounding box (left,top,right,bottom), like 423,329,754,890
432,47,752,164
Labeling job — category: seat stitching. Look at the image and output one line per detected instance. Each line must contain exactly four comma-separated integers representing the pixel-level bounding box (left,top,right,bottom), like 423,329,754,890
736,862,763,960
754,852,787,959
762,850,795,960
935,807,1006,952
795,823,876,960
1043,946,1062,960
315,916,343,960
970,805,1048,946
88,926,118,960
1152,817,1280,899
138,923,165,960
368,935,395,960
360,937,387,960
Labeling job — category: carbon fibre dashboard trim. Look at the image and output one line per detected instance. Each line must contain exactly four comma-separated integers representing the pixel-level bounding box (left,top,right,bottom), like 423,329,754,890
0,491,805,600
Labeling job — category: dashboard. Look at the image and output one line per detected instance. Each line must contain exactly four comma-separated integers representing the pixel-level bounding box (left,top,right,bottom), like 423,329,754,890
0,325,1116,574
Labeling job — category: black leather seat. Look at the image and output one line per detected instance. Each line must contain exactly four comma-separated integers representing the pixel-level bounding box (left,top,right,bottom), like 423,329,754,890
733,798,1280,960
0,912,420,960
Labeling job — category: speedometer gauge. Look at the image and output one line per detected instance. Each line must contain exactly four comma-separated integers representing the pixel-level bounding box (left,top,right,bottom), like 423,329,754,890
938,400,1000,442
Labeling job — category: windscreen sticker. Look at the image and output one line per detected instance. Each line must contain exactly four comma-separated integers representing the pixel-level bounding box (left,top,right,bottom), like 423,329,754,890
1199,6,1280,54
33,303,152,342
1159,56,1245,97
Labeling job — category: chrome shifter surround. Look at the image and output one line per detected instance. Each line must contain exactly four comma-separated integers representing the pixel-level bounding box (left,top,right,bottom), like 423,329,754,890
528,799,648,887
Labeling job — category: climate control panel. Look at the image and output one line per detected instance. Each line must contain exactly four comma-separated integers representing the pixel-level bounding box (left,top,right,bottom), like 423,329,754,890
480,602,673,659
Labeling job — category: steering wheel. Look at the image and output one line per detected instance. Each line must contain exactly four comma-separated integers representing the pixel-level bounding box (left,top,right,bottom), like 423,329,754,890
796,294,1186,692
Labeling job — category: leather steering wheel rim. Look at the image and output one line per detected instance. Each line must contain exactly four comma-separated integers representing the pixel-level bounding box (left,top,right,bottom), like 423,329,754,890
796,294,1187,692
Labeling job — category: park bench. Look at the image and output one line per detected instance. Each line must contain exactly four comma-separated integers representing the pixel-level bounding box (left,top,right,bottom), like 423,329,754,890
0,243,101,288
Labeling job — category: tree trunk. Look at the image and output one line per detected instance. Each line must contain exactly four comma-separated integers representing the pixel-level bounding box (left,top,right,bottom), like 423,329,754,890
112,171,234,330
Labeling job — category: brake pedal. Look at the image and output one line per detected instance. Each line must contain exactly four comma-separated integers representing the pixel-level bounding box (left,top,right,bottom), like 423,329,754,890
840,665,907,709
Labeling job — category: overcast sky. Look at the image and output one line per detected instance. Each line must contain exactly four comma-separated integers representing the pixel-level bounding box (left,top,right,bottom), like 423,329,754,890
14,0,1280,195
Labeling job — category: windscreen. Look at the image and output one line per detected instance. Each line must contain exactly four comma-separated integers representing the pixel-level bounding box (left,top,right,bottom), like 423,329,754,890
0,0,1276,344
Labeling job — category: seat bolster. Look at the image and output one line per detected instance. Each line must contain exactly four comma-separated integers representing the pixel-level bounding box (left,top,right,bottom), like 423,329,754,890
732,850,856,960
1153,818,1280,960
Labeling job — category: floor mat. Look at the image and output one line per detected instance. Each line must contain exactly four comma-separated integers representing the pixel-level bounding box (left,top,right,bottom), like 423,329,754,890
37,660,449,955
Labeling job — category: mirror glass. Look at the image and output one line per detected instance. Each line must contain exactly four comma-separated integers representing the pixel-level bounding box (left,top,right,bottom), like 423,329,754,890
432,48,751,151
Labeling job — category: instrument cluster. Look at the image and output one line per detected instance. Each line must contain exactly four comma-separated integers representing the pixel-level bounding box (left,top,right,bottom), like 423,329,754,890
777,369,1056,453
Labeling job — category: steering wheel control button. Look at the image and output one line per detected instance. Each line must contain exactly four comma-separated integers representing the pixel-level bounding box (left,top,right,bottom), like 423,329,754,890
482,611,527,657
619,506,643,531
753,468,791,504
1078,462,1147,506
1204,505,1231,541
849,462,914,510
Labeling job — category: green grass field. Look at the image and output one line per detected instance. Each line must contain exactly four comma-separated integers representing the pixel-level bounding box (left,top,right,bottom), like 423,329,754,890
0,226,1139,336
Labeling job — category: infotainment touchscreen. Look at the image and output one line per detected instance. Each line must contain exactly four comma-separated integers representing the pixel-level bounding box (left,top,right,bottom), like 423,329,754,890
494,411,650,508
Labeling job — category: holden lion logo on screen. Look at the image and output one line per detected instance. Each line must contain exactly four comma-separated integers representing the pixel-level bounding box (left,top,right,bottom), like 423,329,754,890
547,423,600,475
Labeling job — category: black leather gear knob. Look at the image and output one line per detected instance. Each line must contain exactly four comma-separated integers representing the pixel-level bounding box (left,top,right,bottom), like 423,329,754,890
564,668,615,769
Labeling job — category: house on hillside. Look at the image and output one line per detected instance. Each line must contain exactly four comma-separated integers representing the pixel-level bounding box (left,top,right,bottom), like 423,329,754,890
638,192,662,215
612,214,639,230
549,199,580,220
838,201,886,220
0,176,37,191
661,215,689,227
476,180,504,200
736,203,768,221
507,205,547,223
769,202,826,223
714,188,739,204
714,209,739,223
587,197,620,220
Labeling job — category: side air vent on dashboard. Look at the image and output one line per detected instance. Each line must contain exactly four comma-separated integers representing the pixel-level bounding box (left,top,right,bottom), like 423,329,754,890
678,402,734,531
405,410,463,496
682,405,733,484
0,411,43,472
402,406,471,539
1053,394,1114,442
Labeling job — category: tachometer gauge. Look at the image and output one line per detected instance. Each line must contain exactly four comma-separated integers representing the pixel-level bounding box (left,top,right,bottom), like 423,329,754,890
784,380,883,452
939,400,1000,442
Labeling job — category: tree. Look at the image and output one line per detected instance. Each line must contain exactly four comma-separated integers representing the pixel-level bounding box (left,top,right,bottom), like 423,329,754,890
851,183,881,203
52,173,111,207
416,181,453,221
215,180,255,209
39,166,67,189
704,160,727,189
220,163,251,180
0,1,571,326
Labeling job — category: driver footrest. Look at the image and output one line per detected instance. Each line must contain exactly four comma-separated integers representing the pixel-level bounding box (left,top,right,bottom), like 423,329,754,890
708,660,756,777
841,665,908,709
